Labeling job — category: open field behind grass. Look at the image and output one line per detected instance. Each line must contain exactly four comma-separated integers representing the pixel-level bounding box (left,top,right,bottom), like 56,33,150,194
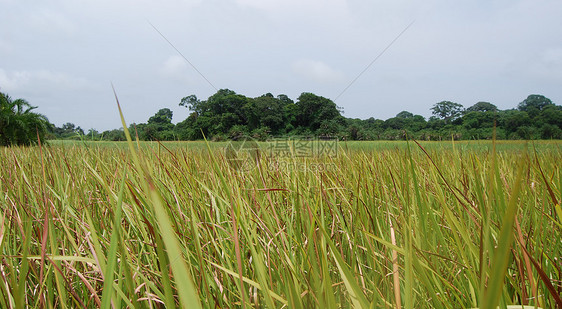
0,140,561,308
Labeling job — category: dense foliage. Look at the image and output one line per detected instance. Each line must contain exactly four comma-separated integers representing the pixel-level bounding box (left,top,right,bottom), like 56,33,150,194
0,91,49,146
46,90,562,141
1,141,560,307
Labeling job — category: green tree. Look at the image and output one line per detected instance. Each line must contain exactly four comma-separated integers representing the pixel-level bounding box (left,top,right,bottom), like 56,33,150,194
466,101,497,113
62,122,76,132
0,91,49,146
246,94,285,134
179,95,202,112
537,105,562,127
177,89,251,139
148,108,173,125
396,111,414,119
461,111,497,139
282,96,298,133
431,101,464,123
317,119,344,136
295,93,343,133
141,108,175,140
171,90,561,141
86,128,100,140
499,110,531,138
408,115,427,131
517,94,553,118
101,129,126,141
384,117,407,130
462,111,495,129
540,123,562,139
58,122,84,138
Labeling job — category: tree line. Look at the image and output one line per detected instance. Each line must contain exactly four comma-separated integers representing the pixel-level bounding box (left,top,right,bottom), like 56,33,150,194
1,89,561,146
72,90,560,141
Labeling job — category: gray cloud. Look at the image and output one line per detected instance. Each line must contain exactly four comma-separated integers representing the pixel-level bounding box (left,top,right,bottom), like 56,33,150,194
0,69,92,94
292,59,345,83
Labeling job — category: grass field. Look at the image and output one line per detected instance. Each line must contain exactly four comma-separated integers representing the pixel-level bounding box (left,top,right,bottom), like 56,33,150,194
1,138,561,308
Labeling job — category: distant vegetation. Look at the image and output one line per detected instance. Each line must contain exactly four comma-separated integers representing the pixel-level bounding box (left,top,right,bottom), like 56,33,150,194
0,91,49,146
3,89,561,143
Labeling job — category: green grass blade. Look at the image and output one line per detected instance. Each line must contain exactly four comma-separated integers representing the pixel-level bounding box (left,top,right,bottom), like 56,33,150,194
480,159,525,309
100,169,127,309
320,226,369,308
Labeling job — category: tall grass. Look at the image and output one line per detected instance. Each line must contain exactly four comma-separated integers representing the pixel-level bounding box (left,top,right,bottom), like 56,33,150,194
0,138,561,308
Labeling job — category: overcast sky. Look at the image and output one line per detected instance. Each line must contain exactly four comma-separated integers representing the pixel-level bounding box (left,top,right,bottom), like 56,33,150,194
1,0,561,131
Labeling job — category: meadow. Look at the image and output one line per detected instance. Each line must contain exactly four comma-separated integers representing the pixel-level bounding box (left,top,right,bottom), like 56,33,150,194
0,137,561,308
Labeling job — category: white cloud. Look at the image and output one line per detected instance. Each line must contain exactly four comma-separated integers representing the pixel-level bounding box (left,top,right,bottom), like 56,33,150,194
542,48,562,67
502,47,562,83
0,69,23,91
532,48,562,80
0,38,13,54
236,0,346,11
0,68,90,92
292,59,344,83
160,55,188,76
158,55,200,85
28,8,76,36
60,0,203,18
234,0,349,19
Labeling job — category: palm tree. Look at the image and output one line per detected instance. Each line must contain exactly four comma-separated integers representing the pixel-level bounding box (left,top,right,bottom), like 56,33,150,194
0,91,49,146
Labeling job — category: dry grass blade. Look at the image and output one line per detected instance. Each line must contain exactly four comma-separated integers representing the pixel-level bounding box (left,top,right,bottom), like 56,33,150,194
517,236,562,308
389,214,402,309
533,146,559,207
514,216,537,305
